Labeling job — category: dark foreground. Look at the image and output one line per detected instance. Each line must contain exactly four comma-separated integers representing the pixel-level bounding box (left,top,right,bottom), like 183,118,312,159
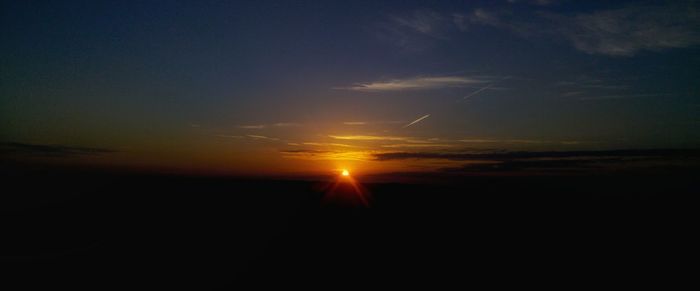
1,167,695,288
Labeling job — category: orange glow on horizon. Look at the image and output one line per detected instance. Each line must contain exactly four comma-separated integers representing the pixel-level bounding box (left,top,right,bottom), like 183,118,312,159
322,168,371,207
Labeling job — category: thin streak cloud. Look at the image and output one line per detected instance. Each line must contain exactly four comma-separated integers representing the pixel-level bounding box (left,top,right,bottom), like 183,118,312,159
381,143,454,148
341,76,485,91
462,83,494,100
328,135,409,141
247,135,279,141
302,142,356,148
238,125,266,129
216,134,245,139
403,114,430,128
328,135,432,143
237,123,302,129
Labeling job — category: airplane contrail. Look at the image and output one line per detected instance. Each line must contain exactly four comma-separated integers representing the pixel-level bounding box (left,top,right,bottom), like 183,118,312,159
403,114,430,128
461,83,494,100
459,76,512,102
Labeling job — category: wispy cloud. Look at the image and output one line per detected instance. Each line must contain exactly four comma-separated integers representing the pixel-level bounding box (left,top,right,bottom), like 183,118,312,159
578,93,664,101
459,138,584,145
280,149,373,161
1,142,118,158
329,135,407,141
246,135,279,141
237,122,302,129
343,121,368,126
328,135,433,144
373,149,699,161
237,125,266,129
272,122,302,127
453,8,537,36
549,4,700,56
441,3,700,57
372,148,700,174
302,142,356,148
467,8,502,27
459,138,542,144
376,9,453,52
556,78,629,90
554,76,659,100
343,121,404,126
216,134,245,139
390,10,446,36
341,76,485,91
381,143,454,148
453,9,505,32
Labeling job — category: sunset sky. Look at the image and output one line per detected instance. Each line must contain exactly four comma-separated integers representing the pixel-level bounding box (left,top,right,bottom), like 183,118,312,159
2,0,699,177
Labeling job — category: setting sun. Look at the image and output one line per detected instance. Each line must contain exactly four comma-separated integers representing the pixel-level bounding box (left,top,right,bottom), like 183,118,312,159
342,169,350,176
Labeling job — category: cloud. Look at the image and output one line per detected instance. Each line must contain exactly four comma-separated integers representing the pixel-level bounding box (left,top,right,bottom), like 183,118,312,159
280,149,372,161
377,9,453,51
457,139,502,143
453,9,504,32
238,125,266,129
555,76,647,100
360,149,700,176
237,122,302,129
458,138,578,145
328,135,433,143
469,8,502,27
373,148,700,174
341,76,485,91
381,143,455,148
216,134,245,139
390,10,446,36
1,142,118,158
343,121,368,126
329,135,407,141
440,158,616,173
280,149,330,154
373,149,700,161
272,122,301,127
452,3,700,56
302,142,356,148
342,121,404,126
453,8,537,36
550,4,700,56
246,135,279,141
578,93,664,101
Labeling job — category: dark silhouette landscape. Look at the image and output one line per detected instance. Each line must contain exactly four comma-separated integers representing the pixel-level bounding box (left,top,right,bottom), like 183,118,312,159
2,160,696,287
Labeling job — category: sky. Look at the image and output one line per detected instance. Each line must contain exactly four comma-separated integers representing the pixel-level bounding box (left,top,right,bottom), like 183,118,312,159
2,0,699,177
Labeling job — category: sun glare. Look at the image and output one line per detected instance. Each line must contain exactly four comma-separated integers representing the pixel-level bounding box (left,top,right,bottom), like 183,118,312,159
342,169,350,176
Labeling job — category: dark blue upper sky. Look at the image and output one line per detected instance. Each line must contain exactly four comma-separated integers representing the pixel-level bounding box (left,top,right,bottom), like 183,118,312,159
2,0,699,175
